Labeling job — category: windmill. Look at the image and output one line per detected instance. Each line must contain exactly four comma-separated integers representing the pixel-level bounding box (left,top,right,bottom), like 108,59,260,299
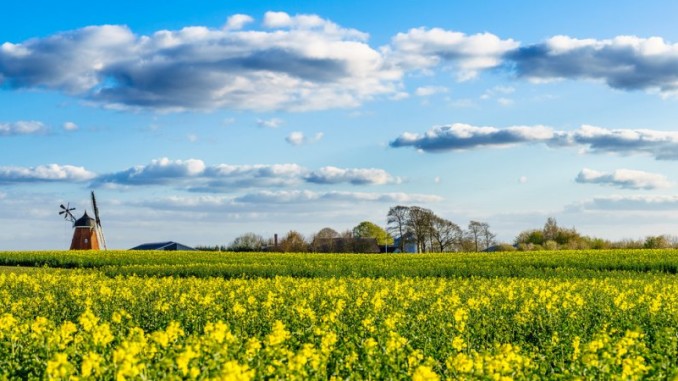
59,192,107,250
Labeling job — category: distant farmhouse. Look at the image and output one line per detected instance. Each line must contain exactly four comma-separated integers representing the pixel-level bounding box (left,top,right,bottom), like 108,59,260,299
130,241,196,251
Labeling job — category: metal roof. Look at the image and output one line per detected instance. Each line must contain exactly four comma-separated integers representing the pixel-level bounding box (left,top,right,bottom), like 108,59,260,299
129,241,196,251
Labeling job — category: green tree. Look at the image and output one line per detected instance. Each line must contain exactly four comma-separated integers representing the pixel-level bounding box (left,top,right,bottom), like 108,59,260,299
352,221,393,246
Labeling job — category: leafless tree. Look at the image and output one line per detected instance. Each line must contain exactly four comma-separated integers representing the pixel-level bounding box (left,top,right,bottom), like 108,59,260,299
430,216,462,252
387,205,411,252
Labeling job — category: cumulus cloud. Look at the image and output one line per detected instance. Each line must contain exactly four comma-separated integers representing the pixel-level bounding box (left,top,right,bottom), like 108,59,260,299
576,168,672,190
285,131,323,146
0,164,96,183
223,14,254,30
387,28,519,80
391,123,678,160
390,123,554,152
4,18,678,111
557,125,678,159
305,166,397,185
0,13,400,112
92,158,397,190
0,121,47,136
508,35,678,95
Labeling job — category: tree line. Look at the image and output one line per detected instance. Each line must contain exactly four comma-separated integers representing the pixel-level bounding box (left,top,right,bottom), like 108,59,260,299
196,207,678,253
197,205,496,253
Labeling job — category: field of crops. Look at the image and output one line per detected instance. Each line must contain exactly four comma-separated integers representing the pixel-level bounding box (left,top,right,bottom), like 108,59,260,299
1,250,678,380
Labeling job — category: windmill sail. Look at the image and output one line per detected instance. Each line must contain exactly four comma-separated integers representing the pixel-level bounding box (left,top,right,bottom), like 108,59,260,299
91,191,107,250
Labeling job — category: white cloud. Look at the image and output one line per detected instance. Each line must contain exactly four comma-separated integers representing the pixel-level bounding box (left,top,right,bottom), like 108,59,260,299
391,123,554,151
0,121,47,136
0,164,96,183
387,28,519,80
305,166,397,185
285,131,323,146
224,14,254,30
0,13,398,112
94,158,206,186
93,158,398,190
257,118,283,128
286,131,305,146
576,168,672,190
414,86,448,96
392,123,678,160
63,122,78,131
509,35,678,95
519,176,528,184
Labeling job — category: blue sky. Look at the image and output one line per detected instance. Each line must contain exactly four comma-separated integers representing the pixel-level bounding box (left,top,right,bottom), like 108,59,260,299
3,0,678,249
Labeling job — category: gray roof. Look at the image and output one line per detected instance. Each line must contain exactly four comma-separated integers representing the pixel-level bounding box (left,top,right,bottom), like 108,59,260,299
129,241,196,251
73,212,96,228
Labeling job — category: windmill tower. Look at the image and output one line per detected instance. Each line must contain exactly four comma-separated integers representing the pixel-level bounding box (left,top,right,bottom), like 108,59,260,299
59,191,107,250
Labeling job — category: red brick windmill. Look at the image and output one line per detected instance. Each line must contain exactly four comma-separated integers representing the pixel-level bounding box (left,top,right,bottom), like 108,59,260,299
59,191,107,250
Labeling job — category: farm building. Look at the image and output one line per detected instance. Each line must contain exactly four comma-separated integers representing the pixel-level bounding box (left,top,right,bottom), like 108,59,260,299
130,241,196,251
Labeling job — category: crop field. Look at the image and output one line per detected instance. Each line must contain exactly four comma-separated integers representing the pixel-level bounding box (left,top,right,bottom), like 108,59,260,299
1,250,678,380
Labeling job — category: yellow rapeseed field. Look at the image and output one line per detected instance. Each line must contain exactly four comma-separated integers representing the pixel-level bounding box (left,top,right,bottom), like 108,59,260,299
1,251,678,380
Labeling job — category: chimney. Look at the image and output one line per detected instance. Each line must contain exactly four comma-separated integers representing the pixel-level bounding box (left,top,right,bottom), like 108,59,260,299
274,233,278,250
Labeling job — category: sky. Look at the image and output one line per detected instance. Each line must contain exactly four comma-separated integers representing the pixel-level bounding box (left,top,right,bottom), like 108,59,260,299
3,0,678,250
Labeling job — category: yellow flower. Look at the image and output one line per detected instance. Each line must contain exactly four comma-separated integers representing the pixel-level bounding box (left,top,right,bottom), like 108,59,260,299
81,352,103,377
266,320,291,346
219,360,255,381
31,316,49,335
47,352,73,379
93,323,114,346
452,336,466,352
363,337,378,352
78,309,99,332
412,365,440,381
386,332,407,354
176,346,199,376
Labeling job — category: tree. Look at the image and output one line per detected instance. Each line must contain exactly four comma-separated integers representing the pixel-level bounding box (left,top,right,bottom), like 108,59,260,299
353,221,393,246
310,227,340,252
228,233,265,252
430,216,462,252
407,206,435,253
316,227,340,239
644,235,671,249
279,230,308,252
543,217,559,242
466,221,494,252
515,217,585,250
480,223,497,251
387,206,411,252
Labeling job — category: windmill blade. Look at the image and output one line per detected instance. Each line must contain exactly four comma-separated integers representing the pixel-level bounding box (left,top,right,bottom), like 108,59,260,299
91,192,100,225
58,202,76,222
91,191,107,250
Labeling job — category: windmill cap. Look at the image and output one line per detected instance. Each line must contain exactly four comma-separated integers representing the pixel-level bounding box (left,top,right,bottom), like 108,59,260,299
74,211,96,228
